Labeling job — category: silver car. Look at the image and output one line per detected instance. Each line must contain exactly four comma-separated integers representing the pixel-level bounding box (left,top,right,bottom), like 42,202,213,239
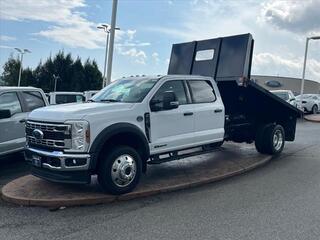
0,87,48,157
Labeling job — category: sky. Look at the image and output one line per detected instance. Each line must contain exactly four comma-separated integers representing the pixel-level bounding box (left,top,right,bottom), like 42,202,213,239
0,0,319,82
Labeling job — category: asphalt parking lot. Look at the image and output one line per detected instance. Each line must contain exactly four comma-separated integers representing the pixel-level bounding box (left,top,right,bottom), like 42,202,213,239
0,120,320,240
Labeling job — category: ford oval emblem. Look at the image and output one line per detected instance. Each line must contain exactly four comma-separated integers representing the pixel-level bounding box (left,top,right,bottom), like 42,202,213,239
265,80,282,88
32,129,44,140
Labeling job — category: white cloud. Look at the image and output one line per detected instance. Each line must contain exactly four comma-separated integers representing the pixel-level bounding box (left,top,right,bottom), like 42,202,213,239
0,0,86,23
253,52,320,81
152,52,160,62
0,35,16,42
0,0,106,49
0,45,13,49
260,0,320,34
118,48,147,65
0,0,150,65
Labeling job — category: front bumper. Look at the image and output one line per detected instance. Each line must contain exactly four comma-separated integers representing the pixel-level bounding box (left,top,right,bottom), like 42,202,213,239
25,147,92,184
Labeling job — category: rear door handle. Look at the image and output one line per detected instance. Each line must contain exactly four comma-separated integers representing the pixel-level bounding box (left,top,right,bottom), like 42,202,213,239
183,112,193,116
214,109,223,113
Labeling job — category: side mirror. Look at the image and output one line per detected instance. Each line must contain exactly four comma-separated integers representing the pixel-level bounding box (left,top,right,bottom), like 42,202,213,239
0,109,11,119
163,91,179,110
150,91,179,112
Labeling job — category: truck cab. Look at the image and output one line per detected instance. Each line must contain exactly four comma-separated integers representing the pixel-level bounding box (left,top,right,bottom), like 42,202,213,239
25,75,225,193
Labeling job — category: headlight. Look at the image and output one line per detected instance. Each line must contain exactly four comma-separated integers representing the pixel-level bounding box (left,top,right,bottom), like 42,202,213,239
64,120,90,152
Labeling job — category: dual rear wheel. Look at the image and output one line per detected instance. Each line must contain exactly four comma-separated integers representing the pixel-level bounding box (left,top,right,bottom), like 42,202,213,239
255,124,285,155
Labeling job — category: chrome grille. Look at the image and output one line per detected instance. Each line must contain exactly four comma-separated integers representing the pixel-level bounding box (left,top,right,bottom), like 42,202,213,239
26,121,71,150
26,121,70,132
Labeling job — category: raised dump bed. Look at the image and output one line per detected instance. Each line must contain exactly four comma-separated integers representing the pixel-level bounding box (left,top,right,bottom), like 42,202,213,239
168,33,301,143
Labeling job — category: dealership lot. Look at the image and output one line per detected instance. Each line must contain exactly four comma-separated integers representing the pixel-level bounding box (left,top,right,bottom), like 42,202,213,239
0,120,320,240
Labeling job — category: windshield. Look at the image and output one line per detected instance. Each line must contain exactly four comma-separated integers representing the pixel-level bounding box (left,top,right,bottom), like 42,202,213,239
273,92,289,101
92,78,158,103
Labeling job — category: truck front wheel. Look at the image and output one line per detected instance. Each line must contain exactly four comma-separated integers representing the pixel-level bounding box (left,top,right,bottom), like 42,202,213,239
98,146,142,195
255,124,285,155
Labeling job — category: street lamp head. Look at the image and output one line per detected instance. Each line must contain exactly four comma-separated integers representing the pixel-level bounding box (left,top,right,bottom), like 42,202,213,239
101,24,111,29
310,36,320,40
14,48,22,53
24,49,31,53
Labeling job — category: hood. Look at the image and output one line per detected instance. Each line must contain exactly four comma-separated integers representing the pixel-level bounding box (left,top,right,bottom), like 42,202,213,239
28,102,135,122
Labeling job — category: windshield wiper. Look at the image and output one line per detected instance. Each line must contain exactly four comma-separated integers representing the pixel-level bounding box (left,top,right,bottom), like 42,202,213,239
100,99,121,102
87,99,95,102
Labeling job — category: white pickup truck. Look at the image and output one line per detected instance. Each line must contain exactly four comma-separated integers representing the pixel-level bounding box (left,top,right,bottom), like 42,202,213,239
25,34,301,194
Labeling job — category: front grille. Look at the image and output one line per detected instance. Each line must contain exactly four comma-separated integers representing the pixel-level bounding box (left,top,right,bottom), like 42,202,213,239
26,121,71,150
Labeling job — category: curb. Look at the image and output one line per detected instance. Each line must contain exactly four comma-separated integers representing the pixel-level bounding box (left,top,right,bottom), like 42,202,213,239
304,114,320,123
1,148,272,208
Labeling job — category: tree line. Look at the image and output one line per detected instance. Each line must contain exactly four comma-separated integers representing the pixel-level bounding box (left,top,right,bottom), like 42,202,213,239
0,51,103,92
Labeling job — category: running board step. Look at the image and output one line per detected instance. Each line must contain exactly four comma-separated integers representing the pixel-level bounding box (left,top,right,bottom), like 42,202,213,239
148,145,222,165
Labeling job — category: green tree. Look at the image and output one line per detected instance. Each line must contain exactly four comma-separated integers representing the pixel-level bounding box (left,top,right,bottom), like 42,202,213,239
0,55,20,86
1,51,103,91
83,59,103,90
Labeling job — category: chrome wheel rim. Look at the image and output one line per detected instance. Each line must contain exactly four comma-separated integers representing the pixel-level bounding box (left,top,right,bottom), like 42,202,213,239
111,154,137,187
273,129,283,151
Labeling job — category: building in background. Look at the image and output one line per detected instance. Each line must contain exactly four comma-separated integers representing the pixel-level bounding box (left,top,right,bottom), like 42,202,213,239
252,75,320,95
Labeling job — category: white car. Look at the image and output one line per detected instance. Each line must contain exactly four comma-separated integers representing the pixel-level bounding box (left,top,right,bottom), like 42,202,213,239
296,94,320,114
271,90,298,107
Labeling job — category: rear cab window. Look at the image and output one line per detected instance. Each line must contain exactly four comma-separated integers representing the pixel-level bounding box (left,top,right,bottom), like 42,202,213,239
56,94,84,104
188,80,216,103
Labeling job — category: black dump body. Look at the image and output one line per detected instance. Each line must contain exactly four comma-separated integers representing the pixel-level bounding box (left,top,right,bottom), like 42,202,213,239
168,33,301,142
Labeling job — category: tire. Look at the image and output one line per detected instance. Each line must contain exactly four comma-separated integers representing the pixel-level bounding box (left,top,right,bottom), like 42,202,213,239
98,146,142,195
312,105,318,114
255,124,285,155
255,125,268,154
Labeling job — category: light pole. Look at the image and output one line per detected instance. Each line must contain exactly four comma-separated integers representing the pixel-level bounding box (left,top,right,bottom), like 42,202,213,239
300,36,320,103
14,48,31,87
106,0,118,86
53,74,60,92
97,24,120,88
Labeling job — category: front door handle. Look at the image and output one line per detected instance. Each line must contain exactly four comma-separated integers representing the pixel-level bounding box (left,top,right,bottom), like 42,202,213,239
183,112,193,116
214,109,223,113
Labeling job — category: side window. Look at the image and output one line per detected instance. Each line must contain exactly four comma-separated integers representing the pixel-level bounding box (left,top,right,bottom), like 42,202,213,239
22,91,45,111
76,95,84,102
188,80,216,103
151,80,187,110
0,92,22,115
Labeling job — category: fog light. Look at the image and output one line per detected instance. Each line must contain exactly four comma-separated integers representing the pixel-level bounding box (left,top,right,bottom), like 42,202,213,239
65,158,87,167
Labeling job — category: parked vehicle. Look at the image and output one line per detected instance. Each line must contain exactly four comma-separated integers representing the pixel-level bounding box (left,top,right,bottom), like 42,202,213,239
25,34,301,194
47,92,84,105
296,94,320,114
271,90,298,107
0,87,48,157
83,90,99,102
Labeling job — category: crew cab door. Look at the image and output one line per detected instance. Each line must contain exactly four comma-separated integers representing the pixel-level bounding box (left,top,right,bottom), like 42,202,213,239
0,91,26,155
149,80,194,154
187,80,225,144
